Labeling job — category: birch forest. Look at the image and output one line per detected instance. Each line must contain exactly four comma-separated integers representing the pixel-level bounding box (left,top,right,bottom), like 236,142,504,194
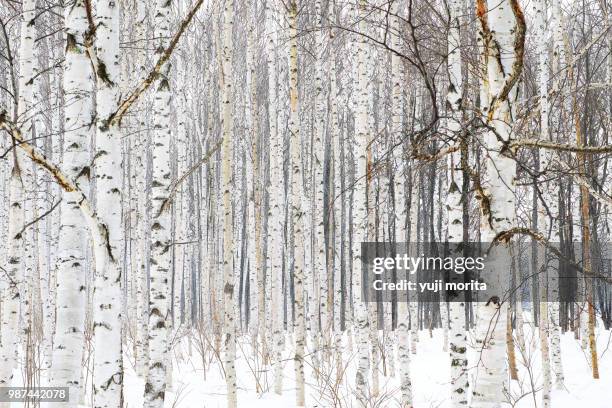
0,0,611,406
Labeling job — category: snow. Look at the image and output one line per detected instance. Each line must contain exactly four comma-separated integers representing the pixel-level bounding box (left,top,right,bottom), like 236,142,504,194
2,323,606,407
114,324,612,407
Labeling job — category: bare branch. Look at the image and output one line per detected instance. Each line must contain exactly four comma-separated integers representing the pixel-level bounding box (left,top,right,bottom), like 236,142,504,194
107,0,205,128
510,139,612,154
18,198,61,236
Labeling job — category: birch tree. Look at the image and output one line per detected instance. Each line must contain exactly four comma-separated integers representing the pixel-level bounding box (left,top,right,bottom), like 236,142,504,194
0,159,23,394
353,1,371,405
143,0,173,406
446,0,468,405
313,0,329,360
221,0,237,405
16,0,37,364
0,0,37,392
92,0,124,405
133,0,150,377
286,0,307,405
473,0,525,405
47,1,93,404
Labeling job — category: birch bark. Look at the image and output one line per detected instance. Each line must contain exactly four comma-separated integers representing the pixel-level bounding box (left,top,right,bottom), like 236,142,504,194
265,0,280,369
287,1,306,404
133,0,149,377
328,2,344,385
546,0,565,387
446,0,468,405
143,0,173,406
19,0,37,360
47,1,93,404
245,6,261,339
0,164,23,394
353,1,371,405
92,0,124,406
0,0,37,393
313,0,329,360
388,2,413,404
533,0,556,404
473,0,525,405
409,90,421,356
221,0,237,405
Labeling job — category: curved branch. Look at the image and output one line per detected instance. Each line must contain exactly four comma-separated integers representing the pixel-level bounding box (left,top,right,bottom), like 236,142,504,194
553,157,612,211
107,0,205,128
493,227,612,285
510,139,612,154
160,138,222,215
0,109,110,258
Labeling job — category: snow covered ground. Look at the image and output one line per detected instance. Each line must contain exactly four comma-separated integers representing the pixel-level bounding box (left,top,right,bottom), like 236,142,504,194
115,324,611,407
3,322,607,407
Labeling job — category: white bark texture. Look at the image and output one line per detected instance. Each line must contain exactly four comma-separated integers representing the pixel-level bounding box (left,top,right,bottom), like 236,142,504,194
287,0,306,405
446,0,468,405
264,1,279,366
47,1,93,404
0,167,23,393
389,3,412,406
472,0,524,406
0,0,36,395
221,0,237,406
353,1,371,405
92,0,124,406
143,0,172,406
313,0,329,356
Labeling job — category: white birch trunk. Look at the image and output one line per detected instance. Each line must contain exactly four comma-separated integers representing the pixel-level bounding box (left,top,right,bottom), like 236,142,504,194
287,1,306,404
366,37,380,402
19,0,38,360
92,1,124,406
409,90,422,356
47,1,93,404
534,0,556,404
353,2,371,405
143,0,173,406
388,2,412,396
264,1,280,368
0,0,37,394
0,167,23,394
313,0,329,362
245,9,261,338
221,1,237,406
123,0,149,377
133,6,150,369
548,0,566,387
389,3,413,403
409,168,420,356
472,0,523,405
328,3,344,385
446,0,468,405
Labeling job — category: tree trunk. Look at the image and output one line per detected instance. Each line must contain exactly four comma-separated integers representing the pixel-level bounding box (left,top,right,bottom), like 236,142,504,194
392,1,412,403
446,0,468,405
143,0,173,406
473,0,525,405
47,1,93,404
287,1,306,404
0,165,23,395
221,0,237,406
92,0,124,406
353,1,371,405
